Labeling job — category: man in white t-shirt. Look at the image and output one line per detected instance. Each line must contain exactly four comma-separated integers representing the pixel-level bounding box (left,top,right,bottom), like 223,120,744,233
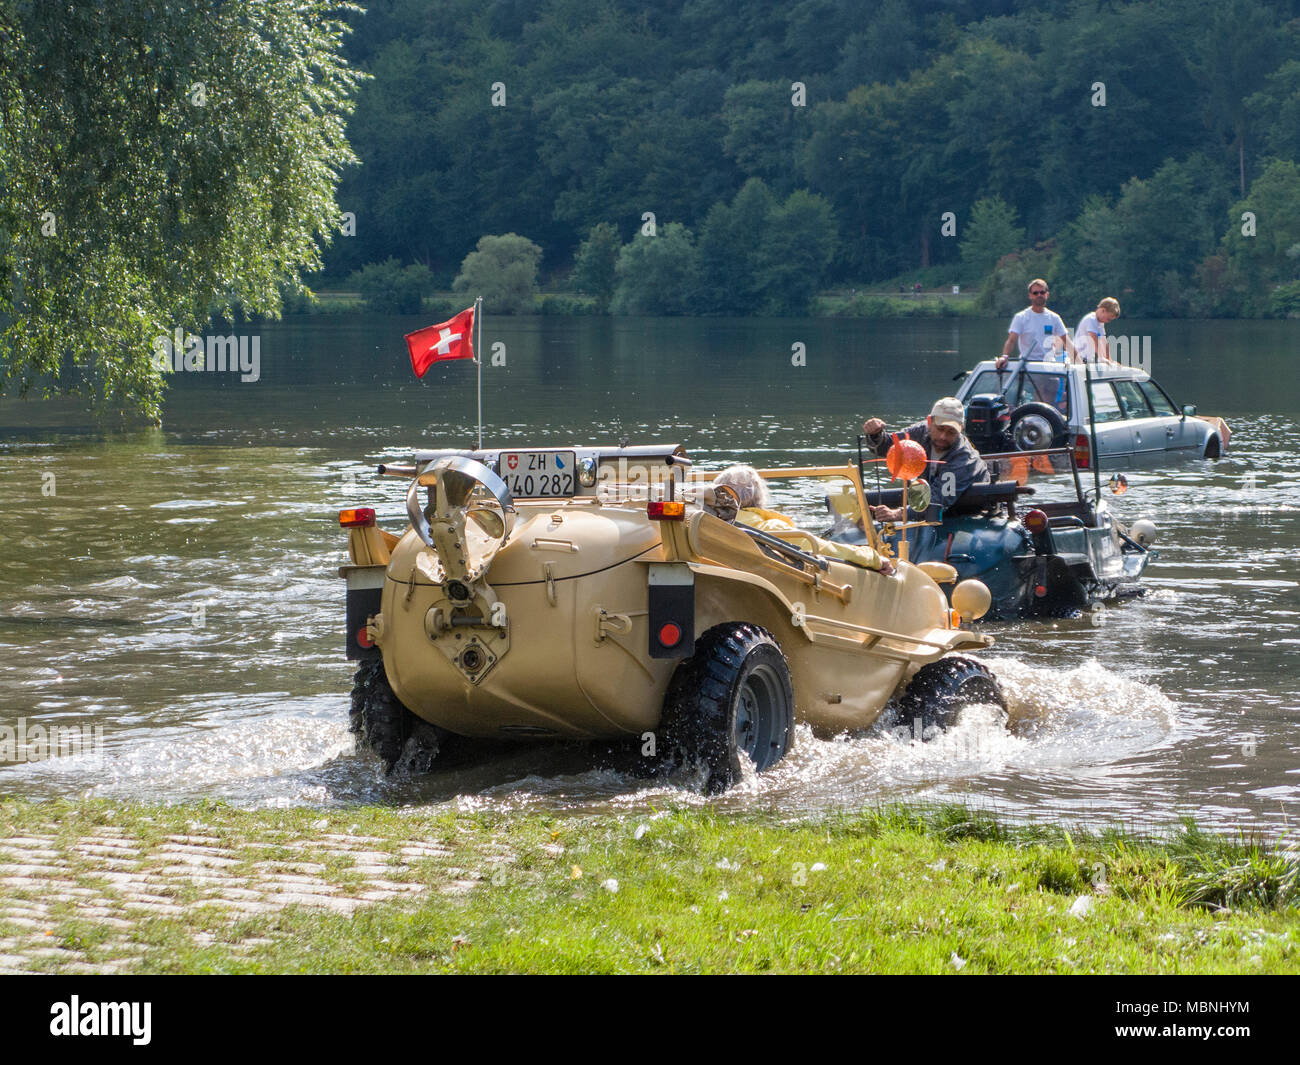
1072,297,1121,363
995,278,1073,368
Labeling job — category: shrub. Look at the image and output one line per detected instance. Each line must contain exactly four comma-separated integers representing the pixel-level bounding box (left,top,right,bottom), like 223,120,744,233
349,258,435,314
453,234,543,315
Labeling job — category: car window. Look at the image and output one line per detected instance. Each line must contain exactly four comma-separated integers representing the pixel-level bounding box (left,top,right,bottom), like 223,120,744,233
1113,380,1154,418
962,368,1069,415
964,370,1006,397
1138,380,1178,416
1016,372,1069,415
1088,382,1125,422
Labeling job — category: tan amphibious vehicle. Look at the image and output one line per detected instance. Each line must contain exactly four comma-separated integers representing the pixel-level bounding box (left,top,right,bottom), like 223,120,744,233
339,443,1003,792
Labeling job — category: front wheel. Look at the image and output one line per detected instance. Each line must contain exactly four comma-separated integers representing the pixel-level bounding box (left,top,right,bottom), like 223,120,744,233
894,655,1005,738
1009,402,1068,451
658,623,795,794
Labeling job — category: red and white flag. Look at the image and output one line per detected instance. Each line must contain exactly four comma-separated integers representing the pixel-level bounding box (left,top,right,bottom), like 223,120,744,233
405,306,475,377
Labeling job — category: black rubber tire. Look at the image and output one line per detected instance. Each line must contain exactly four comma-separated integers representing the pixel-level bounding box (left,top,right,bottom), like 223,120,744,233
658,622,795,794
894,655,1005,739
1009,402,1068,451
1204,434,1221,459
349,657,446,774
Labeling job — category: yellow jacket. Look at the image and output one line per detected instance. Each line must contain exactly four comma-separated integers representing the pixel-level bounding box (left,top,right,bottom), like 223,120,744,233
736,507,886,572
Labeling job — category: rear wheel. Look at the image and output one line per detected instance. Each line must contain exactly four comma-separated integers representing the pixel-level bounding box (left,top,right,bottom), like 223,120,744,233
894,656,1005,738
1009,403,1068,451
658,623,794,794
349,657,446,774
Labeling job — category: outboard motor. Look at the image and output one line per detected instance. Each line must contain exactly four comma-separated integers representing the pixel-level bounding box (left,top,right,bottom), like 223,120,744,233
964,393,1013,453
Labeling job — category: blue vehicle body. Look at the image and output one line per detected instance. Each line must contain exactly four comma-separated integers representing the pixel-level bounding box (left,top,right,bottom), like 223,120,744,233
829,448,1153,621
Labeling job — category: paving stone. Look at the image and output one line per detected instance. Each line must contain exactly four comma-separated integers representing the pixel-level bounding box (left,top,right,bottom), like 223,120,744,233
154,849,241,868
356,889,404,902
268,893,358,913
0,864,66,877
23,947,80,960
2,916,49,931
399,845,452,858
153,868,233,884
94,870,156,887
251,860,326,874
191,898,272,915
70,912,133,930
260,873,338,890
363,880,426,893
319,834,389,846
76,839,142,853
121,901,188,917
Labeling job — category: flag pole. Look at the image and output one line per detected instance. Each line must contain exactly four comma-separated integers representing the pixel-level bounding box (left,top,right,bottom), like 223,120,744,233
475,296,483,450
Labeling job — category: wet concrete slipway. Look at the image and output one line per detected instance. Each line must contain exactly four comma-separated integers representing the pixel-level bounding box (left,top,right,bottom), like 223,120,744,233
1,315,1298,835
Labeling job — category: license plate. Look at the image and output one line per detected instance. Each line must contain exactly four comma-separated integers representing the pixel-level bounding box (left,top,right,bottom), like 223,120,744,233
499,451,575,499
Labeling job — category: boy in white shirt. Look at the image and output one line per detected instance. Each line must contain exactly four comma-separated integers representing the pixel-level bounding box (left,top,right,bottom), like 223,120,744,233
1072,297,1121,363
995,278,1073,368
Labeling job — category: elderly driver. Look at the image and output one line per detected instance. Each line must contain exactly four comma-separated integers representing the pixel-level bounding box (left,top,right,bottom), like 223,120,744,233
861,397,990,522
708,465,895,575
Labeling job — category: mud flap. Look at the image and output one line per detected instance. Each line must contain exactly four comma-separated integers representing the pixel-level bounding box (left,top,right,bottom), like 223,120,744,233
648,563,695,659
1034,555,1088,615
344,566,385,660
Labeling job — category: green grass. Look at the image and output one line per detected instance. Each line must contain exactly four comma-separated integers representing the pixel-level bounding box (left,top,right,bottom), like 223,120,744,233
2,799,1297,973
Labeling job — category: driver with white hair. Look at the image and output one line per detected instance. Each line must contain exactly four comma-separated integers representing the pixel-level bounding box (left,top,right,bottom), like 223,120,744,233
708,465,895,575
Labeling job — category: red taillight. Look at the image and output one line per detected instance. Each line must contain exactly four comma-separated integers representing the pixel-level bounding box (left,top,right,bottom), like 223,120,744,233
1073,434,1090,469
1024,508,1049,535
356,626,373,648
647,500,686,521
658,622,682,647
339,507,376,527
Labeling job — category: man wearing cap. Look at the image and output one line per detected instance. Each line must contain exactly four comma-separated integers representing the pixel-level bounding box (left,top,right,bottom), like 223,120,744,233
861,398,990,522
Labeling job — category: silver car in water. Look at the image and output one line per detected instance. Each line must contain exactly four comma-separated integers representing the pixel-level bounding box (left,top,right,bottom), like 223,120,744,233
954,360,1228,470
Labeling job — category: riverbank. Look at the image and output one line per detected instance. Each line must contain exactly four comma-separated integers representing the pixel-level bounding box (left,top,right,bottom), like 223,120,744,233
296,290,978,318
2,800,1295,974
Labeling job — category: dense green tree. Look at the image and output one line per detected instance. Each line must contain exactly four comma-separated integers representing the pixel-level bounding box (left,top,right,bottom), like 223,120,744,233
754,190,838,315
1221,159,1300,315
721,81,807,196
959,199,1026,285
696,179,777,313
834,0,920,91
571,223,622,312
350,259,433,314
1052,197,1125,316
611,224,700,316
308,0,1300,315
1055,156,1230,316
1188,0,1286,195
1246,60,1300,163
453,234,543,315
1112,156,1232,315
979,242,1061,317
0,0,361,419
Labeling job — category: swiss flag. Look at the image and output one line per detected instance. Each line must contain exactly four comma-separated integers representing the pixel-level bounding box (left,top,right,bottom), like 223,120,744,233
405,307,475,377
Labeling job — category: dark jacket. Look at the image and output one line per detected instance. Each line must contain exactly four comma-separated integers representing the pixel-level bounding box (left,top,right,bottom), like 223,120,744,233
865,423,991,510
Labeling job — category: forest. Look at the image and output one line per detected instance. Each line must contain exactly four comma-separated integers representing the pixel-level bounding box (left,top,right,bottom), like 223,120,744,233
321,0,1300,317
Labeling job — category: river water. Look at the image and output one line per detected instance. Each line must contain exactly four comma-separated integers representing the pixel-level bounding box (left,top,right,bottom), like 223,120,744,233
1,315,1298,833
